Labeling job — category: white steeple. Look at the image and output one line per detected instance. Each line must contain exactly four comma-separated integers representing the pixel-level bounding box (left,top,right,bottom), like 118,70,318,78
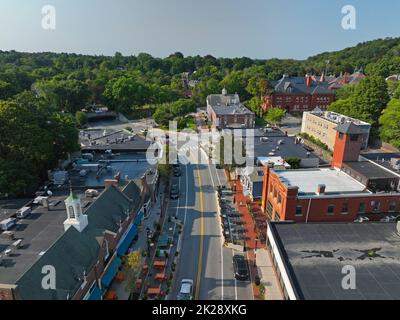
63,185,88,232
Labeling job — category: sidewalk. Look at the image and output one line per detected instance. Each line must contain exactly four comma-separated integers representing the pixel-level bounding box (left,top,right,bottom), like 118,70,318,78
229,178,283,300
109,192,164,300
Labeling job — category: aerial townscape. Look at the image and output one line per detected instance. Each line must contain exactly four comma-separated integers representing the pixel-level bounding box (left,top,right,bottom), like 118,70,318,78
2,2,400,308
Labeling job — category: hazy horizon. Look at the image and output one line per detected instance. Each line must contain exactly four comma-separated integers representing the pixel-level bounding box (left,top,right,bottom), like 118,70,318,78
1,0,400,59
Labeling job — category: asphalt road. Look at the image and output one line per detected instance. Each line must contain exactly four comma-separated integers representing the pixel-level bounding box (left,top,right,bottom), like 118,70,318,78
170,138,253,300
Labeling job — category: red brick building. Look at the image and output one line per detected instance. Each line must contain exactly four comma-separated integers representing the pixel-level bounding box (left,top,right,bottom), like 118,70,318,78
261,123,400,222
269,74,335,113
207,89,255,129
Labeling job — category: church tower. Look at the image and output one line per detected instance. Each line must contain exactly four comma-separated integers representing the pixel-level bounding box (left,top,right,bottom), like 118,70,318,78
64,186,88,232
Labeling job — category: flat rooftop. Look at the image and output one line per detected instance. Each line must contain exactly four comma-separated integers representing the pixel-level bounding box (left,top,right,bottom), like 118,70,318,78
69,153,152,188
80,129,151,152
344,161,400,180
253,135,320,161
276,168,367,195
270,222,400,300
361,153,400,177
307,110,370,126
0,195,74,285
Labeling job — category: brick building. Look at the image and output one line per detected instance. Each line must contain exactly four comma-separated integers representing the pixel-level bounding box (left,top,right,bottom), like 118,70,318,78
269,74,335,113
261,122,400,223
207,89,255,129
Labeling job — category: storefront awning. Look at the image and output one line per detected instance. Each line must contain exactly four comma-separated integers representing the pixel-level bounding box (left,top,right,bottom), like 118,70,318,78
116,212,144,256
88,287,103,300
101,256,121,288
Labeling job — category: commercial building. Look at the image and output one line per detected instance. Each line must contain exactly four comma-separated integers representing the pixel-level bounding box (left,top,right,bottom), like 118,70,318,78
207,89,255,129
0,159,158,300
301,110,371,150
261,122,400,222
253,131,320,168
269,74,335,113
266,221,400,300
238,167,265,200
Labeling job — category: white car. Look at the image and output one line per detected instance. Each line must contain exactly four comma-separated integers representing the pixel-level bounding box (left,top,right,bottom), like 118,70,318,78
354,216,369,223
177,279,194,300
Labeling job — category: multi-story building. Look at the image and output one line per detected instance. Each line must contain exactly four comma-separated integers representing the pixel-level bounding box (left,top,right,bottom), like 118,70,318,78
261,122,400,223
207,89,255,129
269,74,335,113
301,110,371,150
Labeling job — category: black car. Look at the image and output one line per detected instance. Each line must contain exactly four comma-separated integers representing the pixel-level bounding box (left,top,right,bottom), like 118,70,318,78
173,167,182,177
170,184,180,199
233,255,249,281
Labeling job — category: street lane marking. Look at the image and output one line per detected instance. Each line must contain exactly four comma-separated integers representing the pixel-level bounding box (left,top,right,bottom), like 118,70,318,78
195,165,204,300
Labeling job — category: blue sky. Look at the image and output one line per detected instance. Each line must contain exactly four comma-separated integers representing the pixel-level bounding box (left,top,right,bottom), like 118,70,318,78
1,0,400,59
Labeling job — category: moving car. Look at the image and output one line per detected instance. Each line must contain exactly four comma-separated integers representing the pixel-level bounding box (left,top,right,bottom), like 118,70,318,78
233,255,249,280
170,184,180,199
177,279,194,300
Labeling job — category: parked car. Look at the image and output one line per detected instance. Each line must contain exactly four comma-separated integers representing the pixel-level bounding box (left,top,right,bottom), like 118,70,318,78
16,206,31,219
380,215,399,223
354,216,370,223
233,255,249,281
177,279,194,300
170,184,180,199
0,218,17,231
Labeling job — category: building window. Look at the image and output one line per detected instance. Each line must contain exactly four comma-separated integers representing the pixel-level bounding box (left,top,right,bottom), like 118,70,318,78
278,194,282,204
371,201,381,213
327,204,335,215
267,201,273,217
341,202,349,214
358,202,366,213
296,206,303,216
389,201,397,212
274,189,278,199
338,133,344,140
350,134,358,141
270,185,274,195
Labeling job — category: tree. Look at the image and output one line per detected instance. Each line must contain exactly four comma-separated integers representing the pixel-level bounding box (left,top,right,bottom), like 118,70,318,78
124,250,143,298
0,80,12,100
329,76,389,138
379,98,400,148
285,157,301,169
35,79,90,113
75,111,88,126
265,108,286,126
104,76,151,112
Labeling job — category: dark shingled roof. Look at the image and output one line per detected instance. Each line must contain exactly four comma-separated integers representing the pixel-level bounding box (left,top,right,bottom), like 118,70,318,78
335,122,365,135
273,76,333,95
16,184,141,300
270,222,400,300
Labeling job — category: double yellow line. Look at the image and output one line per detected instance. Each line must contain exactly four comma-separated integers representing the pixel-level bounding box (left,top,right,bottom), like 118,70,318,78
195,165,204,300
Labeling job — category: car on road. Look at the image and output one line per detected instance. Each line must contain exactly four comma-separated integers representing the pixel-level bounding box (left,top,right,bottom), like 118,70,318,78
177,279,194,300
233,255,249,281
170,183,180,199
173,166,182,177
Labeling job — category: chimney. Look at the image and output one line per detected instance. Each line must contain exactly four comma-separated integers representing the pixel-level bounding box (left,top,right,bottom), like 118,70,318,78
306,75,312,87
317,184,326,195
104,179,119,188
